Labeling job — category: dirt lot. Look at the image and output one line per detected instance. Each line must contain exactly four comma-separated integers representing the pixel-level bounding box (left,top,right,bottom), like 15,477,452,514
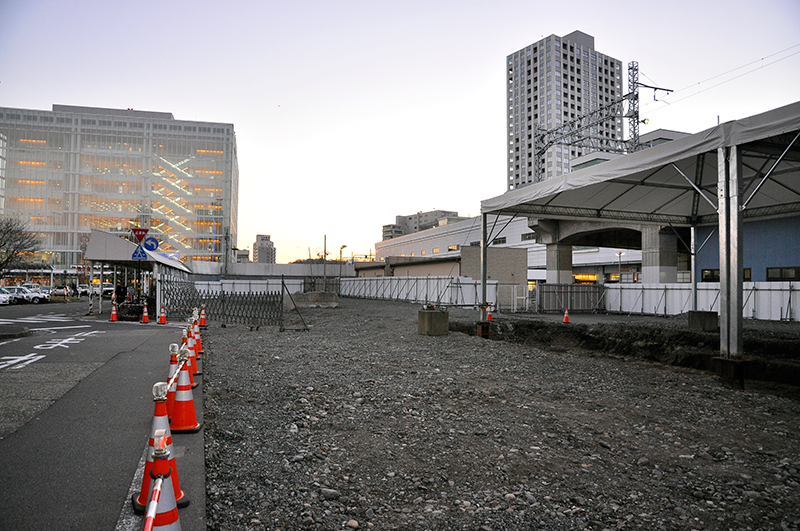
203,299,800,531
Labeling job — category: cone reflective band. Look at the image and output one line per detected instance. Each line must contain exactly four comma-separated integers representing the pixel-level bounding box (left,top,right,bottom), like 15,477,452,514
133,383,188,514
145,429,181,530
170,349,201,433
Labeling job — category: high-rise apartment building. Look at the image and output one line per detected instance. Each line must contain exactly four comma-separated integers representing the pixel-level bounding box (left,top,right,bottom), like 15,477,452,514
253,234,276,263
0,104,239,266
506,31,623,189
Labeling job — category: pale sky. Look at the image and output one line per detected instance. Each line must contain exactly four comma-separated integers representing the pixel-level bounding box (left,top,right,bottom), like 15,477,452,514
1,0,799,263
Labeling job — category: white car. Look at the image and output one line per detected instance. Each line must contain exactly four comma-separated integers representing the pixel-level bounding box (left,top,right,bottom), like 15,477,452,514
5,286,50,304
0,288,10,305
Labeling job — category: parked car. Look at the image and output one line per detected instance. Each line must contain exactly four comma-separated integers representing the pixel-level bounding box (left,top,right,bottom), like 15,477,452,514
91,283,115,297
22,283,42,292
51,286,73,297
5,286,50,304
78,284,90,297
0,288,10,305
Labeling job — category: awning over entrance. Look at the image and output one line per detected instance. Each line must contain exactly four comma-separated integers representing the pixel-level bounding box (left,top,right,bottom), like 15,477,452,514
84,229,192,273
480,100,800,358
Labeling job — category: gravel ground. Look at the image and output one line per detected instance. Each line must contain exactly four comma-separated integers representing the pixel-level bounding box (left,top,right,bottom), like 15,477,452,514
203,298,800,531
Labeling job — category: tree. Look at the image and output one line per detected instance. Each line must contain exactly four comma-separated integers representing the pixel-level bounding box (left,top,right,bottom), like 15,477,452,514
0,217,41,276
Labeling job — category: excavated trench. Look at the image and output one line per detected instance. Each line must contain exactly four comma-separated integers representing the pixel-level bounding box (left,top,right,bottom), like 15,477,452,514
450,316,800,387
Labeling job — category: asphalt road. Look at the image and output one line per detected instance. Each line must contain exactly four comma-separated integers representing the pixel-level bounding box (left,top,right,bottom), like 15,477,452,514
0,300,205,530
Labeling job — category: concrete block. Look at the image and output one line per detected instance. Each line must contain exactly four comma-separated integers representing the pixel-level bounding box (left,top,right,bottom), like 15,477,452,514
688,310,718,332
418,309,449,336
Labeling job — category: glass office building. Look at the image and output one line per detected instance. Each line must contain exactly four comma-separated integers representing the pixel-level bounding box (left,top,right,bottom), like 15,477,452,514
0,104,238,266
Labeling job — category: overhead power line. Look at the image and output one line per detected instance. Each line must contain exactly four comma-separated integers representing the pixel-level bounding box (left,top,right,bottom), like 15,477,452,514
643,43,800,111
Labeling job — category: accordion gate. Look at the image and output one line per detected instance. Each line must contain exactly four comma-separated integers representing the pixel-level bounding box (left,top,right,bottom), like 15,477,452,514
160,277,284,328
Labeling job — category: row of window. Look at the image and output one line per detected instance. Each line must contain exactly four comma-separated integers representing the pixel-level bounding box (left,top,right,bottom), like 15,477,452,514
701,267,800,282
2,114,230,135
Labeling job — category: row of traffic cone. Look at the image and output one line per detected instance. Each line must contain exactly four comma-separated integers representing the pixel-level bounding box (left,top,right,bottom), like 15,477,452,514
109,303,207,326
132,314,207,527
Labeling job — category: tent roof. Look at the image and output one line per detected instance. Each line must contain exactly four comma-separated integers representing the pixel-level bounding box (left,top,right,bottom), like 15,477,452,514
481,101,800,227
84,229,192,273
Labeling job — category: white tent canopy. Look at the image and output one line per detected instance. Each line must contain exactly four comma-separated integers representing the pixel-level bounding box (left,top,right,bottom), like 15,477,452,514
480,101,800,358
482,101,800,226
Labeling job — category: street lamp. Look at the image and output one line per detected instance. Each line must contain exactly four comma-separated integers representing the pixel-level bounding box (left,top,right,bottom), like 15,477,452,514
339,245,347,284
616,251,624,283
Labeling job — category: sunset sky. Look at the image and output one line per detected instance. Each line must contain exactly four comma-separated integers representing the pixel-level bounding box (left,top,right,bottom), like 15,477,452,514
2,0,799,262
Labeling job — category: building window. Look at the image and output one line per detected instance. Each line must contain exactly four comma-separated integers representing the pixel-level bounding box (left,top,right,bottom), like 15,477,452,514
492,237,506,245
521,232,536,241
701,269,720,282
432,248,439,254
448,245,459,252
767,266,799,281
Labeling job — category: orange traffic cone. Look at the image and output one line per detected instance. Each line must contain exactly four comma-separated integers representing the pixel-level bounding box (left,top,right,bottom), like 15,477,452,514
487,305,493,322
199,305,207,329
109,301,118,322
193,320,203,358
563,308,570,323
158,305,167,325
186,324,200,378
132,383,188,514
170,349,202,433
141,305,150,324
166,344,180,421
142,429,182,530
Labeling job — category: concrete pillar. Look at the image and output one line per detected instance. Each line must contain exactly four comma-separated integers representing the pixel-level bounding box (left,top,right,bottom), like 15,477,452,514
641,226,678,284
545,244,573,284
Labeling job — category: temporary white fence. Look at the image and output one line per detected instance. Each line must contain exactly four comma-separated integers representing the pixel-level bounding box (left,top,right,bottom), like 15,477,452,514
194,278,304,294
340,276,498,308
603,282,798,321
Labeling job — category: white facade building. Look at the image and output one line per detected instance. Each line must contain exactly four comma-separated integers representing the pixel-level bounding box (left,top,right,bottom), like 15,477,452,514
0,104,238,266
507,30,623,189
375,216,642,284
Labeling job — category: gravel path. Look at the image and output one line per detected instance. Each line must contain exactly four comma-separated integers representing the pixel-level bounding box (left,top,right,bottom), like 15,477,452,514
203,298,800,531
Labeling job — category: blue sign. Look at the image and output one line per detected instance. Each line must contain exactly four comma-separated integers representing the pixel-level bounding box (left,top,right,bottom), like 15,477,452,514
132,245,148,260
143,236,159,251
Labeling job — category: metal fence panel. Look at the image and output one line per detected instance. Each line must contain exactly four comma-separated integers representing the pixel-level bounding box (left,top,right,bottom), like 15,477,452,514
340,276,497,307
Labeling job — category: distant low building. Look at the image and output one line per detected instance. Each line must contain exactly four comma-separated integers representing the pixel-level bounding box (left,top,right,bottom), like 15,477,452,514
235,249,250,263
381,210,468,240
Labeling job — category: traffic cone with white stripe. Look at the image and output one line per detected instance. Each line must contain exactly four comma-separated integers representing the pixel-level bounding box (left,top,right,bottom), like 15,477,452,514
186,323,200,379
199,304,207,329
166,344,180,421
563,308,570,323
141,304,150,324
158,305,167,325
193,319,203,357
487,305,493,322
109,301,118,322
178,328,197,388
143,429,181,530
132,383,188,514
170,348,202,433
